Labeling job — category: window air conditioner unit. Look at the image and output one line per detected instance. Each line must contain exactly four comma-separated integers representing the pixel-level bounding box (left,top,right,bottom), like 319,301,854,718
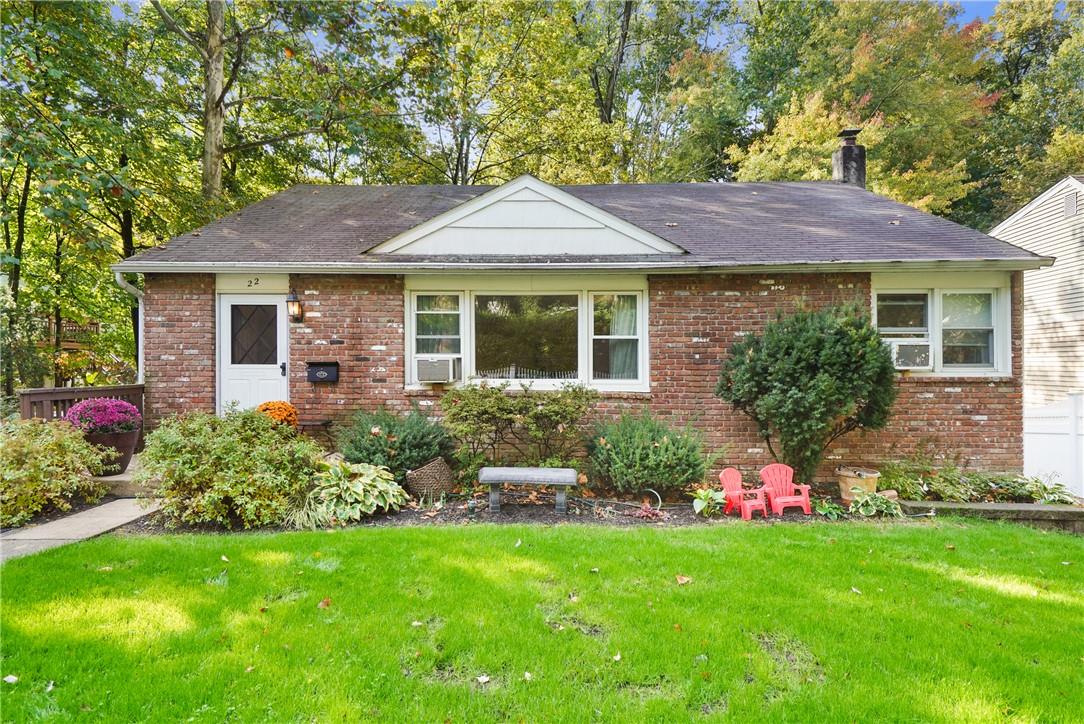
887,340,932,371
416,357,461,384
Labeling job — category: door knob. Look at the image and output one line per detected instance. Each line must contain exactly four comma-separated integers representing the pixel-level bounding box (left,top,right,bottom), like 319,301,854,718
279,362,287,377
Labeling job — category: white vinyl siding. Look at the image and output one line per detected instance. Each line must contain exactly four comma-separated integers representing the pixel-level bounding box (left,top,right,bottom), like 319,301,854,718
991,178,1084,405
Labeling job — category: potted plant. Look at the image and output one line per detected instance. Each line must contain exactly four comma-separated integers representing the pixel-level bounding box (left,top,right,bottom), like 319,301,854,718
65,398,143,475
836,466,881,506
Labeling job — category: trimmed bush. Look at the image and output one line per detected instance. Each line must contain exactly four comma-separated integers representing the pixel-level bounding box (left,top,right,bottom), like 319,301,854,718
136,409,322,529
337,407,454,483
441,382,599,481
716,304,897,483
0,418,108,527
587,411,712,494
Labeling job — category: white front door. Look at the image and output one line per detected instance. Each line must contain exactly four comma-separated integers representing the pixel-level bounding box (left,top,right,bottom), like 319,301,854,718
218,294,289,412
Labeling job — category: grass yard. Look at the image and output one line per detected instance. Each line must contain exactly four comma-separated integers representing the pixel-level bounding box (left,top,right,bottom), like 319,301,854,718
1,520,1082,722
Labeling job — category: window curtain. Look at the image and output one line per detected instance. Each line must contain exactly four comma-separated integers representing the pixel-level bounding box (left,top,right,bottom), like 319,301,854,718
609,295,637,379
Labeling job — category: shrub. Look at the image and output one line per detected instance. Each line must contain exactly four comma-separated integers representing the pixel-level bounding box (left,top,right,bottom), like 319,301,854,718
136,409,322,529
716,305,897,483
441,382,599,481
338,407,454,483
879,451,1078,505
65,397,142,433
256,400,298,428
288,458,409,529
0,418,108,527
587,411,712,494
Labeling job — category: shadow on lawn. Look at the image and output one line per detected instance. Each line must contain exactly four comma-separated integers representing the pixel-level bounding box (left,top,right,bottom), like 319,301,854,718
1,522,1081,720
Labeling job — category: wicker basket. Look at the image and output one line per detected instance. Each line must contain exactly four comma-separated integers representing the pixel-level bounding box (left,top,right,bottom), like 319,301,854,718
404,457,456,499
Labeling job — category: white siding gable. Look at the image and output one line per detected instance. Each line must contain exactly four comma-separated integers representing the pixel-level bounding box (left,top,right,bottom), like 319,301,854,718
990,176,1084,405
370,175,684,256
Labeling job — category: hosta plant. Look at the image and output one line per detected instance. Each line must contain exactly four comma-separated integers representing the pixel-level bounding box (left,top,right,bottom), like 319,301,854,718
813,498,847,520
692,487,727,517
290,458,410,529
848,490,902,518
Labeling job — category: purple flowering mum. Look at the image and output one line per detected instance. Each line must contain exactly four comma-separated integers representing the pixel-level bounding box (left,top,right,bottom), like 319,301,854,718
66,398,142,434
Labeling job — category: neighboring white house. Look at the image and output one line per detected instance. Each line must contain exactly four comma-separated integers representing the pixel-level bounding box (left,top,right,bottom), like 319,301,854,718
990,176,1084,406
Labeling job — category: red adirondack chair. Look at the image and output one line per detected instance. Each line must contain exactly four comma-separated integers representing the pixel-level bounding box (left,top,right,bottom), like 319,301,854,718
759,463,811,516
719,467,767,520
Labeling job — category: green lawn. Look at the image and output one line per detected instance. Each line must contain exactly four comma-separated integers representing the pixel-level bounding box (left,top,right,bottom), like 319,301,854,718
1,520,1081,722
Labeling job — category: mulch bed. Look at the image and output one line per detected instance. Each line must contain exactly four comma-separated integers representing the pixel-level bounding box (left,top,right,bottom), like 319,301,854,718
112,490,837,537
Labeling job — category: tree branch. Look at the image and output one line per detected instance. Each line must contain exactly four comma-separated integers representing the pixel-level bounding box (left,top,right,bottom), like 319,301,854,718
149,0,207,61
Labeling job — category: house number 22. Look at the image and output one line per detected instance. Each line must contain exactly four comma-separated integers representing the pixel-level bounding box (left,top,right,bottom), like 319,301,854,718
246,277,260,287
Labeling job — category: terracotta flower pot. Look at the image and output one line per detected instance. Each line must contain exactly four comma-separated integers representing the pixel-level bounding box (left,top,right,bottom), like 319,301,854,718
85,429,140,476
836,466,880,505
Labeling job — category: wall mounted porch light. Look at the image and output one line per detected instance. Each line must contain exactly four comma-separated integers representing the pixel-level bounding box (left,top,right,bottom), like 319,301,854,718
286,289,304,322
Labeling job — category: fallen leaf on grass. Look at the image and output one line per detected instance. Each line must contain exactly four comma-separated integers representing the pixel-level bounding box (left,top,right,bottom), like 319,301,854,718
476,674,490,685
245,666,255,673
523,672,533,681
945,544,956,551
45,681,54,693
515,539,522,548
3,675,17,684
568,592,579,603
259,607,268,614
317,597,332,609
221,555,230,562
673,624,682,632
411,620,424,627
612,653,621,662
589,567,599,574
675,575,692,585
851,587,862,595
97,566,113,572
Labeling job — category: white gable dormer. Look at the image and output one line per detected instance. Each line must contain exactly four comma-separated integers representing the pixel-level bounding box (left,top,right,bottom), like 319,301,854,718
370,175,684,256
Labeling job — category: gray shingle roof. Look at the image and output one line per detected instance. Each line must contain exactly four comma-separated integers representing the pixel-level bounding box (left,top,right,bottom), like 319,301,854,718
117,180,1047,271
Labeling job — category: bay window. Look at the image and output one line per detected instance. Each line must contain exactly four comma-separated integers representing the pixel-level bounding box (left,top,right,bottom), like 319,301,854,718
407,278,647,390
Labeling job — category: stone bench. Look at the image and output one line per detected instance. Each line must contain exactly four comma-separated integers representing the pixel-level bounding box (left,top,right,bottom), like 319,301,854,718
478,467,578,513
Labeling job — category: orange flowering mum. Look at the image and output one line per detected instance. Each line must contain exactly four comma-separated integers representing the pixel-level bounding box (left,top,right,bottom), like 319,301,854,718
256,400,299,428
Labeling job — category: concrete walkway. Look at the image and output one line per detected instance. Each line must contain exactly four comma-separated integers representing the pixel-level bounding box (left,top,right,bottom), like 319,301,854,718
1,498,159,562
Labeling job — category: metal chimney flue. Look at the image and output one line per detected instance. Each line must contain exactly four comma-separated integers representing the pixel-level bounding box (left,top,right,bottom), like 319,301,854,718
832,128,866,188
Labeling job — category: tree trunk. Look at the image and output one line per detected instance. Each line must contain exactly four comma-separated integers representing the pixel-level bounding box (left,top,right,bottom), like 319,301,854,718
202,0,226,199
52,232,63,386
3,166,33,396
117,152,139,351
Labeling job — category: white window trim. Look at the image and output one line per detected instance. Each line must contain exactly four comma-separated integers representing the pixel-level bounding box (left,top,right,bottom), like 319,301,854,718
405,275,650,392
873,285,1011,377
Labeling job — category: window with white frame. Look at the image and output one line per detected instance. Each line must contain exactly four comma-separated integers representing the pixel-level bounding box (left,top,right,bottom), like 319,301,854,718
407,281,647,390
874,287,1005,374
591,293,640,380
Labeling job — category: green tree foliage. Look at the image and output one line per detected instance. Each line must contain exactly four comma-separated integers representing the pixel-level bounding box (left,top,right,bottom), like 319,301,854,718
2,0,1079,394
715,306,898,483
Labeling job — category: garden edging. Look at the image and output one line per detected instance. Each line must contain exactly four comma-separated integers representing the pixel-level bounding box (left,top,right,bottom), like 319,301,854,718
899,499,1084,534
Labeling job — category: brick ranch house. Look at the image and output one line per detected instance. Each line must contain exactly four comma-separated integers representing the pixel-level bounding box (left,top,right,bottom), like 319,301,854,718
113,136,1051,481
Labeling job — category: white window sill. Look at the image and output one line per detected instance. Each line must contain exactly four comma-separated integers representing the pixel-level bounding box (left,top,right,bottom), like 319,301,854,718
404,381,651,394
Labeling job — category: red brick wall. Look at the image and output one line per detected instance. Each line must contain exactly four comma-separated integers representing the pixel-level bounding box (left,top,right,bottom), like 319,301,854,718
141,270,1024,478
630,272,1024,481
287,274,420,422
142,273,216,425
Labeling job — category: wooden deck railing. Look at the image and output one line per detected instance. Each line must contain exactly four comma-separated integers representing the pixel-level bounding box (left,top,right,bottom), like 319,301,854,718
18,384,145,423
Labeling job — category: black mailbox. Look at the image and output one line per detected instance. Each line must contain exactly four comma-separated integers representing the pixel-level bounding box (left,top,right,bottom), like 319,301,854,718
306,361,339,383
